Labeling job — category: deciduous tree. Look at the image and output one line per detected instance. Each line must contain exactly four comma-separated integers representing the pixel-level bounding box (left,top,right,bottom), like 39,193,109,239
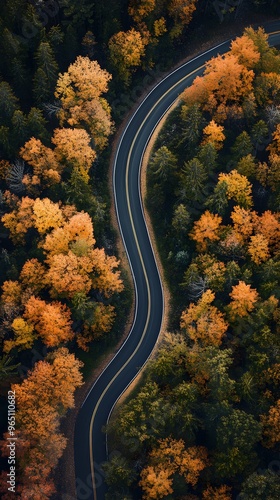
55,56,112,149
109,29,146,85
180,290,228,346
190,211,222,252
202,120,225,150
228,281,259,321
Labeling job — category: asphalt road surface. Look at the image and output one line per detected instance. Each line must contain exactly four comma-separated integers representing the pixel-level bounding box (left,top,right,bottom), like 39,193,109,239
74,21,280,500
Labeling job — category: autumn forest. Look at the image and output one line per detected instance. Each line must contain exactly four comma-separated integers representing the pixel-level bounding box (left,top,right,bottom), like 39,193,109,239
0,0,280,499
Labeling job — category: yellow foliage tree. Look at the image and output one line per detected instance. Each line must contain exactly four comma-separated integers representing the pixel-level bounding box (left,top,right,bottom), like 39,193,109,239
32,198,64,234
168,0,197,38
109,29,146,84
202,120,225,150
52,127,96,183
55,56,113,149
128,0,156,23
4,317,35,353
218,170,253,208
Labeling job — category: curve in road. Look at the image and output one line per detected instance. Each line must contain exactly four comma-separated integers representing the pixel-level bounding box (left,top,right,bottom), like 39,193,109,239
74,21,280,500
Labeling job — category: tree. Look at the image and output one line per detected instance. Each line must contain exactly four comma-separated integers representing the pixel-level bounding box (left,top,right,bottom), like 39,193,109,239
1,196,34,244
236,154,256,178
55,56,113,149
108,29,146,85
19,137,62,186
231,131,253,160
190,211,222,252
248,234,270,265
4,317,35,353
239,470,280,500
140,439,208,498
0,81,19,124
181,52,255,122
168,0,197,38
218,170,253,208
251,120,269,153
90,248,124,298
202,120,225,150
178,157,208,203
230,33,260,69
228,281,259,321
33,41,58,104
255,210,280,249
52,127,96,183
180,103,205,147
149,146,177,189
0,354,20,381
42,211,95,258
128,0,156,23
103,454,136,493
19,259,46,294
180,290,228,346
172,204,191,235
202,485,232,500
46,251,93,298
24,296,73,347
32,198,64,234
230,206,255,241
215,409,262,478
261,399,280,448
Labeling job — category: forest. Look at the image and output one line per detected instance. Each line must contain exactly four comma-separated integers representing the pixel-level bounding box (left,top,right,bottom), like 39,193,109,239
104,25,280,500
0,0,280,499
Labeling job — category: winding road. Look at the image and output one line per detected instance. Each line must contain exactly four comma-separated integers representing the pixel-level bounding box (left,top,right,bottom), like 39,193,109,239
74,21,280,500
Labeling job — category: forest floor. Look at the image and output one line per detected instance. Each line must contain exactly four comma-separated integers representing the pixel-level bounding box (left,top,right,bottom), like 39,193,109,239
57,10,278,500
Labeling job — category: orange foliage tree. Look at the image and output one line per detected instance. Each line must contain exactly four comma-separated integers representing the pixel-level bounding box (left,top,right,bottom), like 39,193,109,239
1,196,34,244
261,399,280,448
128,0,156,23
228,281,259,321
181,52,255,122
0,349,83,497
248,233,270,265
180,290,228,346
23,296,73,347
202,485,232,500
19,137,62,187
168,0,197,38
139,438,208,499
190,210,222,252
